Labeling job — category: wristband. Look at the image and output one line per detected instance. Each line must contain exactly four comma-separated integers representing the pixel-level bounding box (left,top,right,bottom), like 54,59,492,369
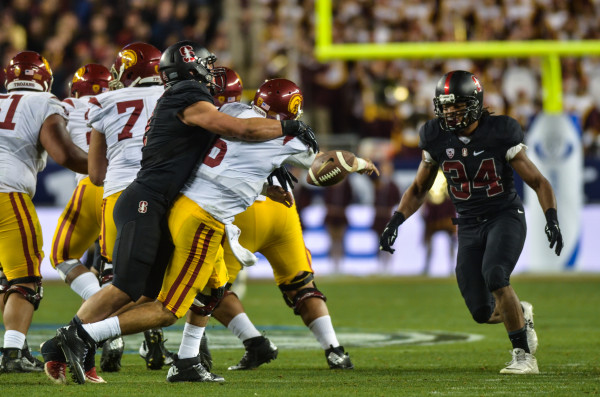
280,120,299,136
544,208,558,225
389,211,406,228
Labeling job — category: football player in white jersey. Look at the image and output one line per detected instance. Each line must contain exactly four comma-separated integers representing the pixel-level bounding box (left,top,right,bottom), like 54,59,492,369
42,64,111,384
199,79,377,371
0,51,88,373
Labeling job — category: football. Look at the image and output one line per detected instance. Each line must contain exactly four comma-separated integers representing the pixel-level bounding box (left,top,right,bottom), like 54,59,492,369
307,150,355,186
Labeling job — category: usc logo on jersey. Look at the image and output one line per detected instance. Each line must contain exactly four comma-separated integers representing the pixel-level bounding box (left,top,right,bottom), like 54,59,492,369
288,94,303,117
121,50,138,69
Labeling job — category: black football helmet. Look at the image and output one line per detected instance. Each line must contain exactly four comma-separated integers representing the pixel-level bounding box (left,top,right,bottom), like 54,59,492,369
433,70,484,132
158,40,226,94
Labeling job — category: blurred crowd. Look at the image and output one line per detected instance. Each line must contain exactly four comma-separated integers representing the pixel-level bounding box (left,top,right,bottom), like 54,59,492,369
1,0,600,160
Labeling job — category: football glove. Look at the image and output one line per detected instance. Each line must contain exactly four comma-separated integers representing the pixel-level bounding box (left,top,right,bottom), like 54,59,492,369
379,211,406,254
544,208,563,256
281,120,319,153
267,166,298,192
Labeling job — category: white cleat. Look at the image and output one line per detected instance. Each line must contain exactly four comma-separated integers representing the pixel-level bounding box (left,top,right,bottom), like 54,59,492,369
500,348,539,374
521,301,538,354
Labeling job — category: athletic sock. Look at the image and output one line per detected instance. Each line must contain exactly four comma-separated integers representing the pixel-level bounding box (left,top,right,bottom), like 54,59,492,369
178,322,204,359
508,326,530,353
228,313,261,342
3,330,26,349
70,272,101,300
81,317,121,343
308,315,340,350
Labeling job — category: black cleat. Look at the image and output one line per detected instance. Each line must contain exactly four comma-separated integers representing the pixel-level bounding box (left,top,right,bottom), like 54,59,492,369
0,347,44,373
100,336,124,372
56,325,91,384
199,332,212,371
142,329,168,370
228,335,278,370
325,345,354,369
166,355,224,383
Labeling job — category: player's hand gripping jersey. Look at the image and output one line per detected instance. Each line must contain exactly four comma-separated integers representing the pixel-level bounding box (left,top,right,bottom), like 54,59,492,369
0,91,67,196
182,103,314,225
88,85,164,198
419,113,525,218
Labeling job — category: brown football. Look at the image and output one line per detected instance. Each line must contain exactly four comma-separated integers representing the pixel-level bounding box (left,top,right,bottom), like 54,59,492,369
307,150,355,186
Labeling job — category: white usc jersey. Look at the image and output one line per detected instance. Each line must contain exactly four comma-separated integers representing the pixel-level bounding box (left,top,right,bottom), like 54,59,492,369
0,90,67,197
182,104,314,224
88,85,163,198
63,96,92,184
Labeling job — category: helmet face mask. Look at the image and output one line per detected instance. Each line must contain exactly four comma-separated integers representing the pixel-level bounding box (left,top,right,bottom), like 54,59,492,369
433,70,484,132
213,67,243,108
252,78,303,121
4,51,53,92
159,41,225,95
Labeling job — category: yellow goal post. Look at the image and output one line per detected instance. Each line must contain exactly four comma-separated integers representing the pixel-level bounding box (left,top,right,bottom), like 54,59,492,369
314,0,600,114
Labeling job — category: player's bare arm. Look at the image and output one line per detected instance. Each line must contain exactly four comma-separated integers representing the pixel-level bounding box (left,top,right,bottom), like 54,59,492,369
179,100,284,141
379,152,438,253
39,114,88,174
88,128,108,186
510,149,557,212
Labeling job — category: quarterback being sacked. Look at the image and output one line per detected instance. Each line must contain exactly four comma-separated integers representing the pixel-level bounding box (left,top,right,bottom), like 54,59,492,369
0,51,88,373
201,78,377,372
379,70,564,374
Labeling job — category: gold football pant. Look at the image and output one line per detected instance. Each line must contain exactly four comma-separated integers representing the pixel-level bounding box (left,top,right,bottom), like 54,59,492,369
0,192,43,280
224,198,313,286
50,177,103,267
99,191,122,263
158,195,228,318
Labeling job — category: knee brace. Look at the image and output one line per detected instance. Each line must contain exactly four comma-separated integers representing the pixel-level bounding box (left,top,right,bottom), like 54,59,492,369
99,260,113,286
471,305,493,324
283,286,327,315
56,259,81,282
279,271,315,293
3,277,43,310
0,269,8,294
190,286,226,316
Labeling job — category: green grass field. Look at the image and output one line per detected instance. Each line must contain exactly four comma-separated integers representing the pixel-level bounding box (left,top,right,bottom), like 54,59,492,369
2,275,599,396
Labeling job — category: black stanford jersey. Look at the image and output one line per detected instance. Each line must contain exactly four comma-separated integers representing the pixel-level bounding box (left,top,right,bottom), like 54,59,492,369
136,80,218,203
418,114,524,217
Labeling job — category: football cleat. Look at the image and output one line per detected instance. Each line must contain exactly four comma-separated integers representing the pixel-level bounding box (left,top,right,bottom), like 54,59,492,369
56,325,92,384
521,301,538,355
0,347,44,373
85,366,106,383
100,336,124,372
199,333,212,371
500,348,539,374
325,345,354,369
228,335,278,371
166,355,224,383
44,361,67,384
141,328,173,370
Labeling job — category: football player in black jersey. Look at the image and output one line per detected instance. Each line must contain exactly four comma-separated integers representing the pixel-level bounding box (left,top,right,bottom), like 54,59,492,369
380,70,564,375
43,40,320,385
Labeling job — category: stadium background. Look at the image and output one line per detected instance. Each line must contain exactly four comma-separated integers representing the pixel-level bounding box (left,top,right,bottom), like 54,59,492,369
2,0,600,277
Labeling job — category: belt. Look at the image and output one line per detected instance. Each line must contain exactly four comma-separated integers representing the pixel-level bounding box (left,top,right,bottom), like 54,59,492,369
452,216,489,225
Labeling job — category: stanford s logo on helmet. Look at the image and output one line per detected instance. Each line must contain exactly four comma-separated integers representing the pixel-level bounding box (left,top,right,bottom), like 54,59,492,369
433,70,484,132
109,42,162,90
252,78,303,121
70,64,111,98
4,51,53,92
159,40,226,95
213,67,243,108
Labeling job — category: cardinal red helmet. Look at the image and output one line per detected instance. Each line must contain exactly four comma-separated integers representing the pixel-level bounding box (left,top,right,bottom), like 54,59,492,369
110,42,161,90
252,78,303,121
4,51,53,92
70,64,111,98
212,67,243,108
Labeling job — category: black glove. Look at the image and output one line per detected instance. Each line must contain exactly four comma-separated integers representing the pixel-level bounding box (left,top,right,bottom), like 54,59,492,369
267,166,298,192
544,208,563,256
281,120,319,153
379,211,406,254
